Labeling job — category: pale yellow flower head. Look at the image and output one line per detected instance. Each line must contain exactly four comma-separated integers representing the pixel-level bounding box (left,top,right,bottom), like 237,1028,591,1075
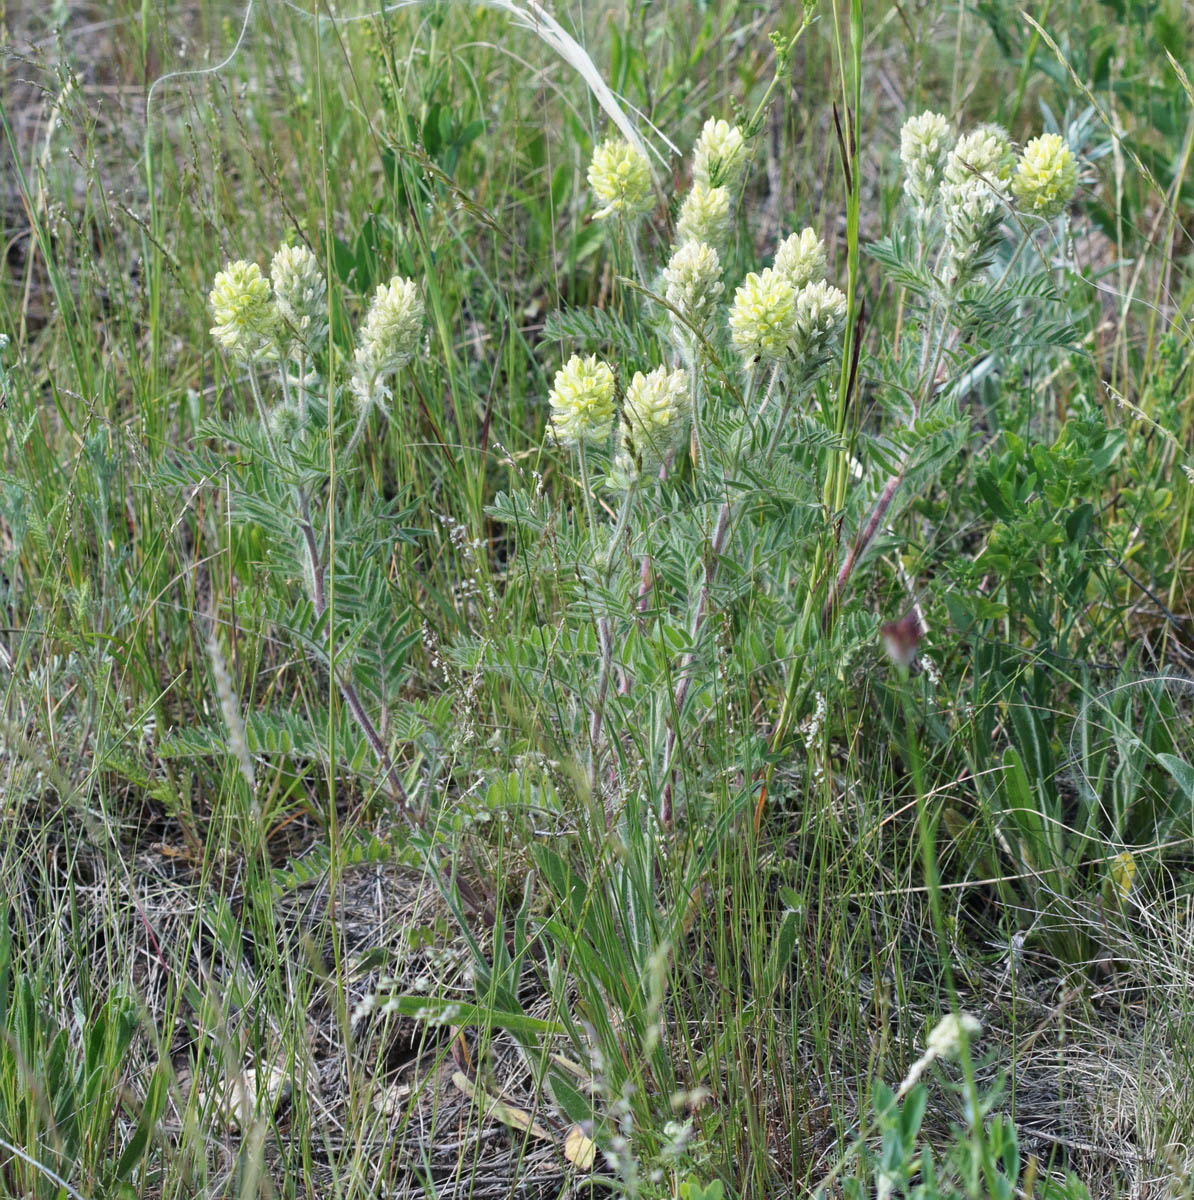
209,260,277,362
944,124,1015,193
899,111,954,217
676,183,732,257
358,276,423,374
588,138,653,221
693,118,749,193
729,267,797,366
791,279,847,371
350,276,424,414
549,354,616,447
270,244,327,352
774,228,827,291
620,365,690,480
1012,133,1078,218
663,240,723,359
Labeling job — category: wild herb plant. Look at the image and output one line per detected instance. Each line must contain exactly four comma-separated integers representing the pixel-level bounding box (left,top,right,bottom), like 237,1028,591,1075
174,69,1098,1185
5,2,1194,1196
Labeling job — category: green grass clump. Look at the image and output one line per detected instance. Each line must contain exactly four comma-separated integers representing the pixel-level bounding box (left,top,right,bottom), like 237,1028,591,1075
1,0,1194,1196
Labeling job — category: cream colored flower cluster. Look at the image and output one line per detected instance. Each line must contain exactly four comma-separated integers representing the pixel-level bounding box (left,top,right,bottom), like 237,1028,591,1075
548,354,617,447
1012,133,1079,218
896,110,1080,282
587,138,654,222
617,365,690,483
547,353,690,490
209,245,330,363
662,240,724,364
729,227,846,377
673,117,750,259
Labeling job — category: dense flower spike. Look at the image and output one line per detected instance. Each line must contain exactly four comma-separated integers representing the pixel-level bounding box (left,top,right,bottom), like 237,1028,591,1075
548,354,616,447
774,228,827,290
899,111,954,218
358,276,423,376
676,183,732,256
350,275,424,420
587,138,653,221
692,118,748,193
620,366,690,479
270,244,328,352
1012,133,1078,218
662,240,723,360
944,177,1004,279
792,280,848,371
209,260,277,362
729,267,798,365
943,124,1014,193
